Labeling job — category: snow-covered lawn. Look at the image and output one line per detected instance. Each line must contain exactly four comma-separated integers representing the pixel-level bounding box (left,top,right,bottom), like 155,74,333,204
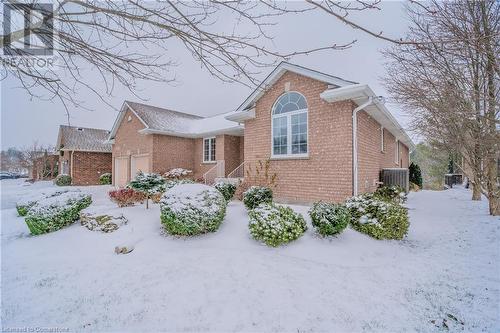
1,179,499,332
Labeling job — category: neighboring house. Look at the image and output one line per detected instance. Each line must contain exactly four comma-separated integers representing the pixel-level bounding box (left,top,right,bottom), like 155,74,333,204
56,125,112,185
108,62,414,203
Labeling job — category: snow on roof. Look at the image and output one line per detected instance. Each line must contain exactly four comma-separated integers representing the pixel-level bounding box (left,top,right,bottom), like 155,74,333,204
57,125,112,153
108,101,243,140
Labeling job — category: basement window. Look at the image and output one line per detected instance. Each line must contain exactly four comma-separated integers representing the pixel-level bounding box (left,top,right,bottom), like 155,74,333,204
203,137,216,162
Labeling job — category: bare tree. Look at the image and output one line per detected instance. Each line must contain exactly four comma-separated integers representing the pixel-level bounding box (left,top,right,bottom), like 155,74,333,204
383,0,499,215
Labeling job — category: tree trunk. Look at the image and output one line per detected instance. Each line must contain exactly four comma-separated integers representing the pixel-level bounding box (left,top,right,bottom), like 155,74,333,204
472,179,482,201
489,193,499,216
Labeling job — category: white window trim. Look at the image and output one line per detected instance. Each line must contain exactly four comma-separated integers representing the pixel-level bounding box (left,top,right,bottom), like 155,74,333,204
381,127,385,152
395,139,399,165
203,137,216,163
270,92,309,159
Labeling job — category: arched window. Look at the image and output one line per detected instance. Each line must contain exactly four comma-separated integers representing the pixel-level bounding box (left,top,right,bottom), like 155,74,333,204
271,92,308,157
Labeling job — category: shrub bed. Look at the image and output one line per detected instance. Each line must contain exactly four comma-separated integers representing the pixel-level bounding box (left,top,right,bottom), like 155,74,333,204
54,174,72,186
346,194,409,240
309,202,350,236
164,178,195,190
214,181,237,202
160,183,226,236
249,203,307,247
16,189,71,216
108,188,145,207
25,191,92,235
243,186,273,209
374,185,407,204
99,173,112,185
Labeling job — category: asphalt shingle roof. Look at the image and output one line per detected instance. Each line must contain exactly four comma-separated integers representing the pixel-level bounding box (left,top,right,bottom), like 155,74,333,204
58,125,112,153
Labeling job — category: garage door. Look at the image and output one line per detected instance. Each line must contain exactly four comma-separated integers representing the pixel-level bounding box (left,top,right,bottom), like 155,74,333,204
131,155,150,178
114,157,129,187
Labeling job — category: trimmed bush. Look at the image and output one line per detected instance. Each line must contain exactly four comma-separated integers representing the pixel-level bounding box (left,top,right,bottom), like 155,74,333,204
309,202,350,236
214,181,237,202
160,183,226,236
165,178,195,190
249,203,307,247
243,186,273,209
25,191,92,235
16,189,71,216
164,168,193,179
99,173,112,185
374,185,407,204
108,188,145,207
128,172,166,208
409,162,423,188
346,194,409,240
54,174,72,186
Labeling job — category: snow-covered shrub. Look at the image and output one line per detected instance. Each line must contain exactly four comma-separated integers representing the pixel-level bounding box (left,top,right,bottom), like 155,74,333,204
248,203,307,247
99,173,112,185
54,174,72,186
160,183,226,236
374,185,407,204
164,178,195,190
127,172,166,208
214,181,236,202
309,202,350,236
346,194,409,240
24,192,92,235
16,188,71,216
108,188,145,207
80,207,127,233
243,186,273,209
164,168,193,179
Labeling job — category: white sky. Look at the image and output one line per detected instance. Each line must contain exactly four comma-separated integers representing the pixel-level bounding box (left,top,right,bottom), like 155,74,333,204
0,1,415,150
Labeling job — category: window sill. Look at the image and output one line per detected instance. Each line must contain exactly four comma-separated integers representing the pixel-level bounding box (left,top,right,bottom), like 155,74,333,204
202,161,217,164
270,154,309,161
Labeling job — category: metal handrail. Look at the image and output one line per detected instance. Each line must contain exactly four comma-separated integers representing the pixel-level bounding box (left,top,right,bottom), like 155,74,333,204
227,161,245,179
203,160,225,185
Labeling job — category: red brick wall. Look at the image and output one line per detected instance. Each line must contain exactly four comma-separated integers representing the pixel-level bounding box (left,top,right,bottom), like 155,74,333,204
357,111,383,194
72,151,112,185
112,108,153,183
244,71,354,203
152,134,195,175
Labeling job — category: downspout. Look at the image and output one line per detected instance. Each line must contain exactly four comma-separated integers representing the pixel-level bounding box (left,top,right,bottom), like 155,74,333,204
70,150,74,180
352,97,374,196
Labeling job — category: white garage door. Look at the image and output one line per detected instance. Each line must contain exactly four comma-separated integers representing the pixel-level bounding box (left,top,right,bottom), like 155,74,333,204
114,157,129,188
131,155,150,178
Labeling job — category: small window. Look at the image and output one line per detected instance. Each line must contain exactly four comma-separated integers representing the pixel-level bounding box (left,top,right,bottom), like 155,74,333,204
381,127,385,152
395,140,399,165
203,137,216,162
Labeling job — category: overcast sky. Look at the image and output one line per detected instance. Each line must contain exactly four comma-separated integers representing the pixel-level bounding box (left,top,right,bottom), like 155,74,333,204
0,1,414,150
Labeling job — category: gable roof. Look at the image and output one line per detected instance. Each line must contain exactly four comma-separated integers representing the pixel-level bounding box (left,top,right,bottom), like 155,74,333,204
234,62,357,113
107,101,243,140
56,125,112,153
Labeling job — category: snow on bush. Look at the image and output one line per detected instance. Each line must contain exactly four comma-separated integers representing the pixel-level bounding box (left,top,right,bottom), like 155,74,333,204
24,191,92,235
160,183,226,236
243,186,273,209
164,168,193,179
99,173,112,185
309,202,350,236
214,181,236,202
346,194,409,240
127,172,166,208
248,203,307,247
80,207,127,233
16,188,72,216
164,178,195,190
374,185,407,204
54,174,72,186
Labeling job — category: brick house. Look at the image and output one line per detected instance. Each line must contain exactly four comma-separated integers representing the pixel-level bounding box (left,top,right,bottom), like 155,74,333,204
56,125,112,185
108,62,414,203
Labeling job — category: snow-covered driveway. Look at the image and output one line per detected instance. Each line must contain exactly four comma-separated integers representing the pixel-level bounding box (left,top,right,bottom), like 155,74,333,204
1,179,499,332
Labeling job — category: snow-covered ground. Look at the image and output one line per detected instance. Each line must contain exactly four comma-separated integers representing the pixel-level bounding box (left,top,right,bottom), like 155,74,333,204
1,179,499,332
